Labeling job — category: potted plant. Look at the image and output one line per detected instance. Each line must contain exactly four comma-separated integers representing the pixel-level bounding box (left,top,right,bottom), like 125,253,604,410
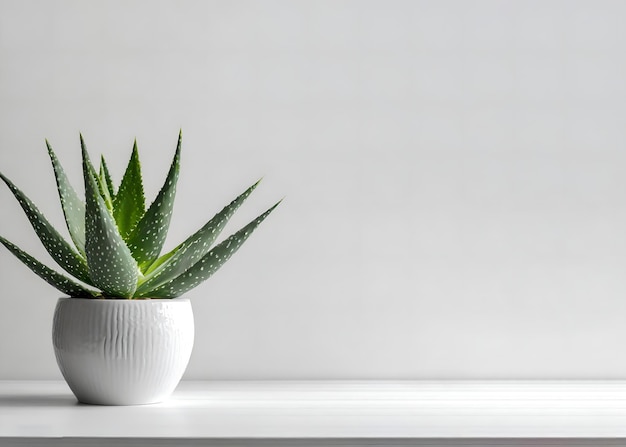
0,131,280,405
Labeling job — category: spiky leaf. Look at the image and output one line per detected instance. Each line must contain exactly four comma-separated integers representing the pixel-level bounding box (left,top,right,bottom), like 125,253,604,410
0,235,97,297
136,179,261,294
139,200,281,298
82,136,138,298
113,141,145,239
94,168,113,213
0,173,91,284
99,163,113,207
99,155,116,199
126,131,181,271
46,140,86,256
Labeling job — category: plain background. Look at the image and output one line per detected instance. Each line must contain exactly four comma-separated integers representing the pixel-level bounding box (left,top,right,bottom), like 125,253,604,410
1,0,626,379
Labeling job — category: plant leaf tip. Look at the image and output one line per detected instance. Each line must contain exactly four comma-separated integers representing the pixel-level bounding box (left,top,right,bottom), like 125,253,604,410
270,199,283,211
79,134,88,155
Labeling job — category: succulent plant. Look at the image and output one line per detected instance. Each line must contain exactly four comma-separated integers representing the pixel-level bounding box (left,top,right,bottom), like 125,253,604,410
0,131,280,299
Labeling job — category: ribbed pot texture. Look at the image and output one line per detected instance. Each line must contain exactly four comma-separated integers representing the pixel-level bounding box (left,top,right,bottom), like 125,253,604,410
52,297,194,405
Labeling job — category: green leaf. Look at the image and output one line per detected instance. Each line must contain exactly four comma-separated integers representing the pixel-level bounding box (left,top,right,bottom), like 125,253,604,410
81,135,138,298
46,140,86,257
99,154,116,199
142,248,176,277
94,168,113,213
126,131,181,271
113,140,146,239
139,200,281,298
0,235,98,297
99,162,113,206
0,172,92,284
136,179,261,294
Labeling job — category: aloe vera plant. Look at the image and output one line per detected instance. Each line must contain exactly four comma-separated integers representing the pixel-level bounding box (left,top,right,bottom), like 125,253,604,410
0,131,280,299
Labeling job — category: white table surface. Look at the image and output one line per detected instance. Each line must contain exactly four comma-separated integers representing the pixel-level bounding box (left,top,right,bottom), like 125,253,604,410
3,380,626,443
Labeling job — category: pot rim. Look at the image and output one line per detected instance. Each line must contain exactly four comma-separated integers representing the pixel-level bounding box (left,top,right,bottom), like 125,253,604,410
57,297,190,302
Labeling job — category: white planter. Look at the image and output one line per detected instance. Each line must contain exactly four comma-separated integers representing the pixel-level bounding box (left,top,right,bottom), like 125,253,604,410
52,297,194,405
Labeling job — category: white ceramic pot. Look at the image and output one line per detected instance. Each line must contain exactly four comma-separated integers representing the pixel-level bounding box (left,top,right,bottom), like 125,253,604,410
52,297,194,405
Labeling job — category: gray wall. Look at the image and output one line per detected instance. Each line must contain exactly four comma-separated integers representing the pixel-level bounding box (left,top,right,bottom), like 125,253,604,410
1,0,626,379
